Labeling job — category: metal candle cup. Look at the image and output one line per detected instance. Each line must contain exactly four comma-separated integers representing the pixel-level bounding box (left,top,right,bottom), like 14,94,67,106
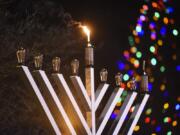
100,68,108,82
34,54,43,70
71,59,79,75
16,47,26,65
52,57,61,73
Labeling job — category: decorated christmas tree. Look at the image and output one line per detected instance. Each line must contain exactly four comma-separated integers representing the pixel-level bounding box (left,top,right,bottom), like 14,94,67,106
112,0,179,134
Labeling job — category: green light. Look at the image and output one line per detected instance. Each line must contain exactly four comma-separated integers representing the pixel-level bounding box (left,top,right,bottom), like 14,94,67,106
149,46,155,53
154,12,160,18
128,36,134,46
160,66,166,72
167,131,172,135
151,58,157,66
123,74,129,81
122,91,128,96
136,51,142,58
172,29,178,36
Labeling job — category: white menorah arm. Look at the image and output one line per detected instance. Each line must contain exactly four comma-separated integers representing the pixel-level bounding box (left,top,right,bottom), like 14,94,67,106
95,83,109,111
122,93,150,135
52,74,92,135
96,88,124,135
70,76,91,110
111,91,137,135
32,70,77,135
17,66,61,135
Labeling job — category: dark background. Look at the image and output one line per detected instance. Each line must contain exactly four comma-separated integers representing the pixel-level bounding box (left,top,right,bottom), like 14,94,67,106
0,0,179,134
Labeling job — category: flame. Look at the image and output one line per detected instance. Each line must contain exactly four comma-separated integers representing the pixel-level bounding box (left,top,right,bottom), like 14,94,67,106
81,25,90,42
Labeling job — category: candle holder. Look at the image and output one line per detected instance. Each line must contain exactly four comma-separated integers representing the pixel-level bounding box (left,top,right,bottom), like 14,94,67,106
52,57,61,73
34,54,43,70
115,72,123,87
16,27,150,135
100,68,108,82
71,59,79,75
16,47,26,65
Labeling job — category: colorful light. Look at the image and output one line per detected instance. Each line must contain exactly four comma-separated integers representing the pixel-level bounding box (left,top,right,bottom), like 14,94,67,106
136,51,142,58
146,108,152,115
145,117,151,123
164,103,169,109
151,58,157,66
123,74,129,81
172,120,177,127
172,29,178,36
175,104,180,111
155,126,161,132
134,125,140,131
160,66,166,72
149,46,155,53
163,117,171,123
154,12,160,18
167,131,172,135
176,65,180,71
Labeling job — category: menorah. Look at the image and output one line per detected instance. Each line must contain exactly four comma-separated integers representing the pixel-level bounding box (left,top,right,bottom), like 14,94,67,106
16,26,150,135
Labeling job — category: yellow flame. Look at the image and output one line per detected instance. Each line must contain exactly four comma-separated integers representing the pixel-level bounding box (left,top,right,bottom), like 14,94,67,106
81,26,90,42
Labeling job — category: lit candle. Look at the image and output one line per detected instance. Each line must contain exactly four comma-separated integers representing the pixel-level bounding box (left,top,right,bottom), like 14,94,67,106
81,25,94,67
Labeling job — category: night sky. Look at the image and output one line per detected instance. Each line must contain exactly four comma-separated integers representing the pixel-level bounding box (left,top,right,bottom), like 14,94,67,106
0,0,179,135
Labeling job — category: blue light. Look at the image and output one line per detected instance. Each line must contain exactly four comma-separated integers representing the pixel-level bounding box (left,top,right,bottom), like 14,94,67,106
138,29,144,36
110,113,117,119
176,65,180,72
117,61,125,70
166,7,174,14
160,26,166,36
163,91,169,98
148,83,153,92
175,104,180,111
156,126,161,132
127,70,134,76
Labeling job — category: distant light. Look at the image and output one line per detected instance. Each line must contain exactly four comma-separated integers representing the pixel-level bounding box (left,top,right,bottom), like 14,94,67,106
145,117,150,123
148,83,153,91
123,50,130,59
154,12,160,18
172,29,178,36
166,7,174,14
136,51,142,58
136,25,142,32
172,120,177,127
123,74,129,81
149,22,156,29
157,40,163,46
164,103,169,109
151,32,156,40
160,66,166,72
151,58,157,66
160,84,166,91
149,46,155,53
118,61,125,70
176,65,180,71
131,47,137,53
155,126,161,132
163,117,171,123
134,125,140,131
110,113,117,119
163,17,169,25
175,104,180,111
140,15,146,21
146,108,152,115
142,4,148,11
167,131,172,135
160,27,166,36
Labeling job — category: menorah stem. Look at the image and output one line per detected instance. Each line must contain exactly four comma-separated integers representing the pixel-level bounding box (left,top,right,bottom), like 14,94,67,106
85,67,96,135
